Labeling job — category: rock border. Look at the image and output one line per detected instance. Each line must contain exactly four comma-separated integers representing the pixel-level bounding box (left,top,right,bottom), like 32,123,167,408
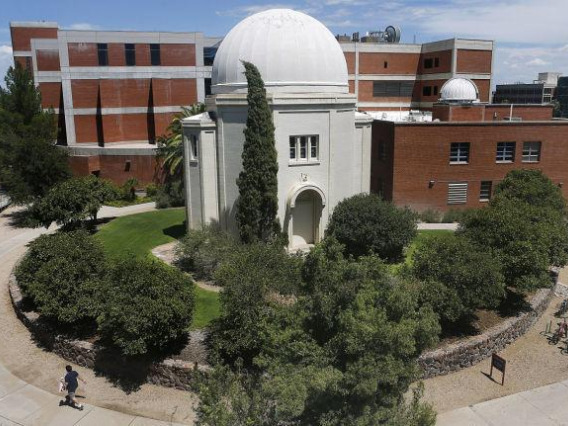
9,274,209,392
9,269,558,386
418,286,554,379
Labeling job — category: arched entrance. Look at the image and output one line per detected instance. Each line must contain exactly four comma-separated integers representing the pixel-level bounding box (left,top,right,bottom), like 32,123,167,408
290,189,323,248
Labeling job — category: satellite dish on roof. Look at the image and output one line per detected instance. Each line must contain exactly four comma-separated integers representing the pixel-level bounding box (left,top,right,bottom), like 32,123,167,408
384,25,401,43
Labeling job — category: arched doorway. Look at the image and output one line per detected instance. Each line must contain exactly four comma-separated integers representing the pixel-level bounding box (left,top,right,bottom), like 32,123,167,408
291,189,323,247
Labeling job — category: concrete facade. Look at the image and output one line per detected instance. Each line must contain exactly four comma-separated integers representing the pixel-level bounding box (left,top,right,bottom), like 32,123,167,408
182,10,373,250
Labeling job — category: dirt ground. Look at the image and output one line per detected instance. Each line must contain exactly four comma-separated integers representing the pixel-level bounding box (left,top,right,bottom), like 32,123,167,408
423,293,568,413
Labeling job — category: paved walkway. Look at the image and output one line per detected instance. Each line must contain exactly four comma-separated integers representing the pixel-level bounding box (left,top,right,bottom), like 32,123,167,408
437,380,568,425
0,203,195,426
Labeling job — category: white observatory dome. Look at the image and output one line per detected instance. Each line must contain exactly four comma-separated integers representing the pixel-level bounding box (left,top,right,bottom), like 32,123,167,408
440,77,479,103
211,9,348,94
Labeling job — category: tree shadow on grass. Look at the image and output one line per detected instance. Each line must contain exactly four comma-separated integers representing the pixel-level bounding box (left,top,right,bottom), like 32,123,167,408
163,221,186,240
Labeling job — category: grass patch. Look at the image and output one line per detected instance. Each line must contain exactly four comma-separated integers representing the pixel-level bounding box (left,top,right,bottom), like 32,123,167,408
104,196,154,208
95,208,186,260
192,285,221,329
96,208,221,328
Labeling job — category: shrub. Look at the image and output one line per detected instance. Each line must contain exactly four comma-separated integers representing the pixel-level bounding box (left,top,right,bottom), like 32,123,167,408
34,176,118,229
176,227,239,281
460,197,568,292
411,233,505,322
97,257,194,356
155,180,185,208
14,231,106,323
120,178,138,201
325,193,418,262
418,208,441,223
441,208,475,223
145,182,158,197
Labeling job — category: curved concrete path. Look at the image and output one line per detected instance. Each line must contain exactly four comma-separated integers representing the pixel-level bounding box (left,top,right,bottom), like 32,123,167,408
0,203,194,426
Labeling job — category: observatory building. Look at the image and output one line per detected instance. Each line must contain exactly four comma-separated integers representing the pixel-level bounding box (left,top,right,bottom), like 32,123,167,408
181,9,372,249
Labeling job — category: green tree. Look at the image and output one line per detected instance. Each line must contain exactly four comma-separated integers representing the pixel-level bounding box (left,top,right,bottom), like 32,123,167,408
0,63,42,125
34,176,118,229
156,103,206,180
209,242,302,366
97,257,194,356
492,169,566,215
411,233,505,323
0,64,71,203
460,198,565,291
14,231,106,324
202,238,439,425
235,61,280,244
326,193,418,262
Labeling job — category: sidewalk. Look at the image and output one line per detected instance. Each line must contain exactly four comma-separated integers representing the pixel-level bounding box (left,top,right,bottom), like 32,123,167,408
0,203,197,426
437,380,568,425
0,363,186,426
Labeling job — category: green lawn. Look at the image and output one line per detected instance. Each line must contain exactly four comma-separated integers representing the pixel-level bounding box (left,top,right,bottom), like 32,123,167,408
95,208,221,329
95,208,186,260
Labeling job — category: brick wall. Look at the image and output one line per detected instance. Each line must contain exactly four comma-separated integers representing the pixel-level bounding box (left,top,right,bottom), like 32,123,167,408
69,154,157,184
418,50,452,74
161,44,196,66
10,26,57,51
36,49,60,71
372,121,568,212
74,115,99,143
38,82,62,109
358,52,420,75
100,79,151,108
457,49,492,74
68,43,99,67
152,78,197,107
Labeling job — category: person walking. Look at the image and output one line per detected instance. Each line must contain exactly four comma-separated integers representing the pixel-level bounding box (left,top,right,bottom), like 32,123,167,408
59,365,86,410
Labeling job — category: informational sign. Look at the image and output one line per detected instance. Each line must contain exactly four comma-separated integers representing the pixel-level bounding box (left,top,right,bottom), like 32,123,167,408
490,353,506,386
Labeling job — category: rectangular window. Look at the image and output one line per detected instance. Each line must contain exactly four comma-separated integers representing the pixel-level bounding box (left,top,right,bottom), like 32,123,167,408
433,86,438,96
190,135,198,161
450,142,470,164
125,43,135,66
97,43,108,66
384,61,388,68
434,57,440,67
424,58,433,69
204,78,212,96
289,135,319,162
150,44,161,66
496,142,515,162
203,47,218,66
479,181,492,201
522,141,541,162
448,182,468,205
422,86,432,96
373,81,414,97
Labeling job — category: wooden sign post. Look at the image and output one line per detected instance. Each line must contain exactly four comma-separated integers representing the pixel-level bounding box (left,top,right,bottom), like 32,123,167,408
490,353,506,386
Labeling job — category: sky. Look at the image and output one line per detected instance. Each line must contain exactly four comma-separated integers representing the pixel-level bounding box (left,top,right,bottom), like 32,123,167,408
1,0,567,89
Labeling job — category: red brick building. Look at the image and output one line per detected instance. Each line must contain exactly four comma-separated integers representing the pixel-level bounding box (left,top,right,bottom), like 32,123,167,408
10,21,494,186
371,99,568,212
10,21,221,184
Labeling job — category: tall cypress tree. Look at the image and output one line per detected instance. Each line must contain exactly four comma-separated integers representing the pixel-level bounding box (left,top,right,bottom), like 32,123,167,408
236,61,280,244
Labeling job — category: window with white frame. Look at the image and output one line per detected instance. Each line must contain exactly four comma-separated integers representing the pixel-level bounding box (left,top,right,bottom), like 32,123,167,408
522,141,541,162
190,135,198,161
289,135,319,162
479,181,492,201
447,182,468,205
496,142,515,162
449,142,470,164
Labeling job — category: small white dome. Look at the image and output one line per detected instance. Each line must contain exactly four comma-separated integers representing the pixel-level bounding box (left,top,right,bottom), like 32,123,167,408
211,9,348,95
440,78,479,103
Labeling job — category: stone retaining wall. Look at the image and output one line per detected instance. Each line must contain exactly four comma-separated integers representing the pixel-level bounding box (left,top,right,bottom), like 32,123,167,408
10,272,556,386
9,275,209,392
418,287,554,378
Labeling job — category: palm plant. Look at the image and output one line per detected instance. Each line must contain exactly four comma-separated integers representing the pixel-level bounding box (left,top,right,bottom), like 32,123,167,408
156,103,206,180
